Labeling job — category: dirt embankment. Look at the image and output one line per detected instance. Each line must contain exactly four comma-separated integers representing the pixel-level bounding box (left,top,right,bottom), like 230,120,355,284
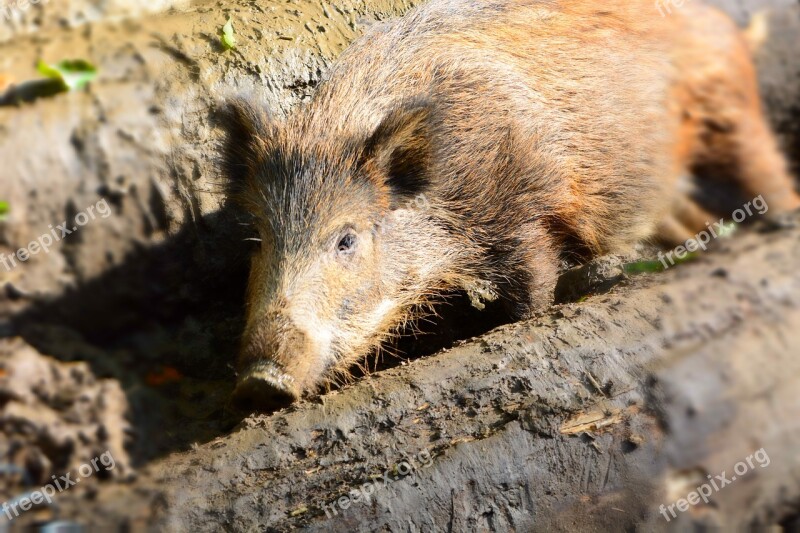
0,0,418,502
0,0,190,45
20,210,800,531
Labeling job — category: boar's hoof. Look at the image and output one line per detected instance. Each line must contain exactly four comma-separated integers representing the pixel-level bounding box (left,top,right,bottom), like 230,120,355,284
232,360,298,411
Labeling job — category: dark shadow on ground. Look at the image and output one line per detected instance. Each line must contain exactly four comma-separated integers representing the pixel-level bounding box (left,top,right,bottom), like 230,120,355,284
4,199,516,465
7,203,251,464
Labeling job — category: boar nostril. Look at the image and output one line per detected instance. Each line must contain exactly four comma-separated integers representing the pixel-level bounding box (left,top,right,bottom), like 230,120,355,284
232,360,298,412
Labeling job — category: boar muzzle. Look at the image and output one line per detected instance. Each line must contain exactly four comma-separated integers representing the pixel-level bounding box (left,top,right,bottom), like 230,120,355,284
232,359,299,411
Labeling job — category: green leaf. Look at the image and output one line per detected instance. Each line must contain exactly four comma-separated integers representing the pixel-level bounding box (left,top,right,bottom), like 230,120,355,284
622,260,667,275
221,16,236,50
717,221,737,238
623,250,700,275
0,201,8,220
36,59,98,91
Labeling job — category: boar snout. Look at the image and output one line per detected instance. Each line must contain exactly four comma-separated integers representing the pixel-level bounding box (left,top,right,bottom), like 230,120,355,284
233,359,298,411
232,311,320,411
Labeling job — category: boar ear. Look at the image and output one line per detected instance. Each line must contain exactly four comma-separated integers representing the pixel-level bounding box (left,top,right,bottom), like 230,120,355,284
220,98,274,193
361,101,432,203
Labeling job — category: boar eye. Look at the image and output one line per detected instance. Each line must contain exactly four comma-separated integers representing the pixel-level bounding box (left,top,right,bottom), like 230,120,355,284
337,233,357,255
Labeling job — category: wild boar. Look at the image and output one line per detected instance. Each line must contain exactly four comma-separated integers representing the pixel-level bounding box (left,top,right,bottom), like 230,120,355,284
223,0,800,409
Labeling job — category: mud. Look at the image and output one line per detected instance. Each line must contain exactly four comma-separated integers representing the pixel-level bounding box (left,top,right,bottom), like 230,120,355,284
0,0,420,461
10,213,799,531
0,0,190,45
0,337,129,512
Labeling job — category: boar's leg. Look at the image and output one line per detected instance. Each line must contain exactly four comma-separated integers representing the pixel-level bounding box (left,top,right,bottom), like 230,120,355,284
725,109,800,213
659,190,716,245
501,220,561,319
679,9,800,215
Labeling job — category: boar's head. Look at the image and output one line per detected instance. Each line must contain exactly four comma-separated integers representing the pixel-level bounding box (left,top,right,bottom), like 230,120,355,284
222,98,467,410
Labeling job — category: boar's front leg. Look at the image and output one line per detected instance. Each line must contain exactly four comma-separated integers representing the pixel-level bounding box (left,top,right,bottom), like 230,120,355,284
500,219,562,320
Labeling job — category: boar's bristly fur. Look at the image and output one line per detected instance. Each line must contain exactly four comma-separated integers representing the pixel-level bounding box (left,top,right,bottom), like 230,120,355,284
222,0,800,410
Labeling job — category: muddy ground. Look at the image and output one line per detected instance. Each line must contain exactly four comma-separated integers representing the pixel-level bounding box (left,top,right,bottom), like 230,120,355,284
0,0,799,530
